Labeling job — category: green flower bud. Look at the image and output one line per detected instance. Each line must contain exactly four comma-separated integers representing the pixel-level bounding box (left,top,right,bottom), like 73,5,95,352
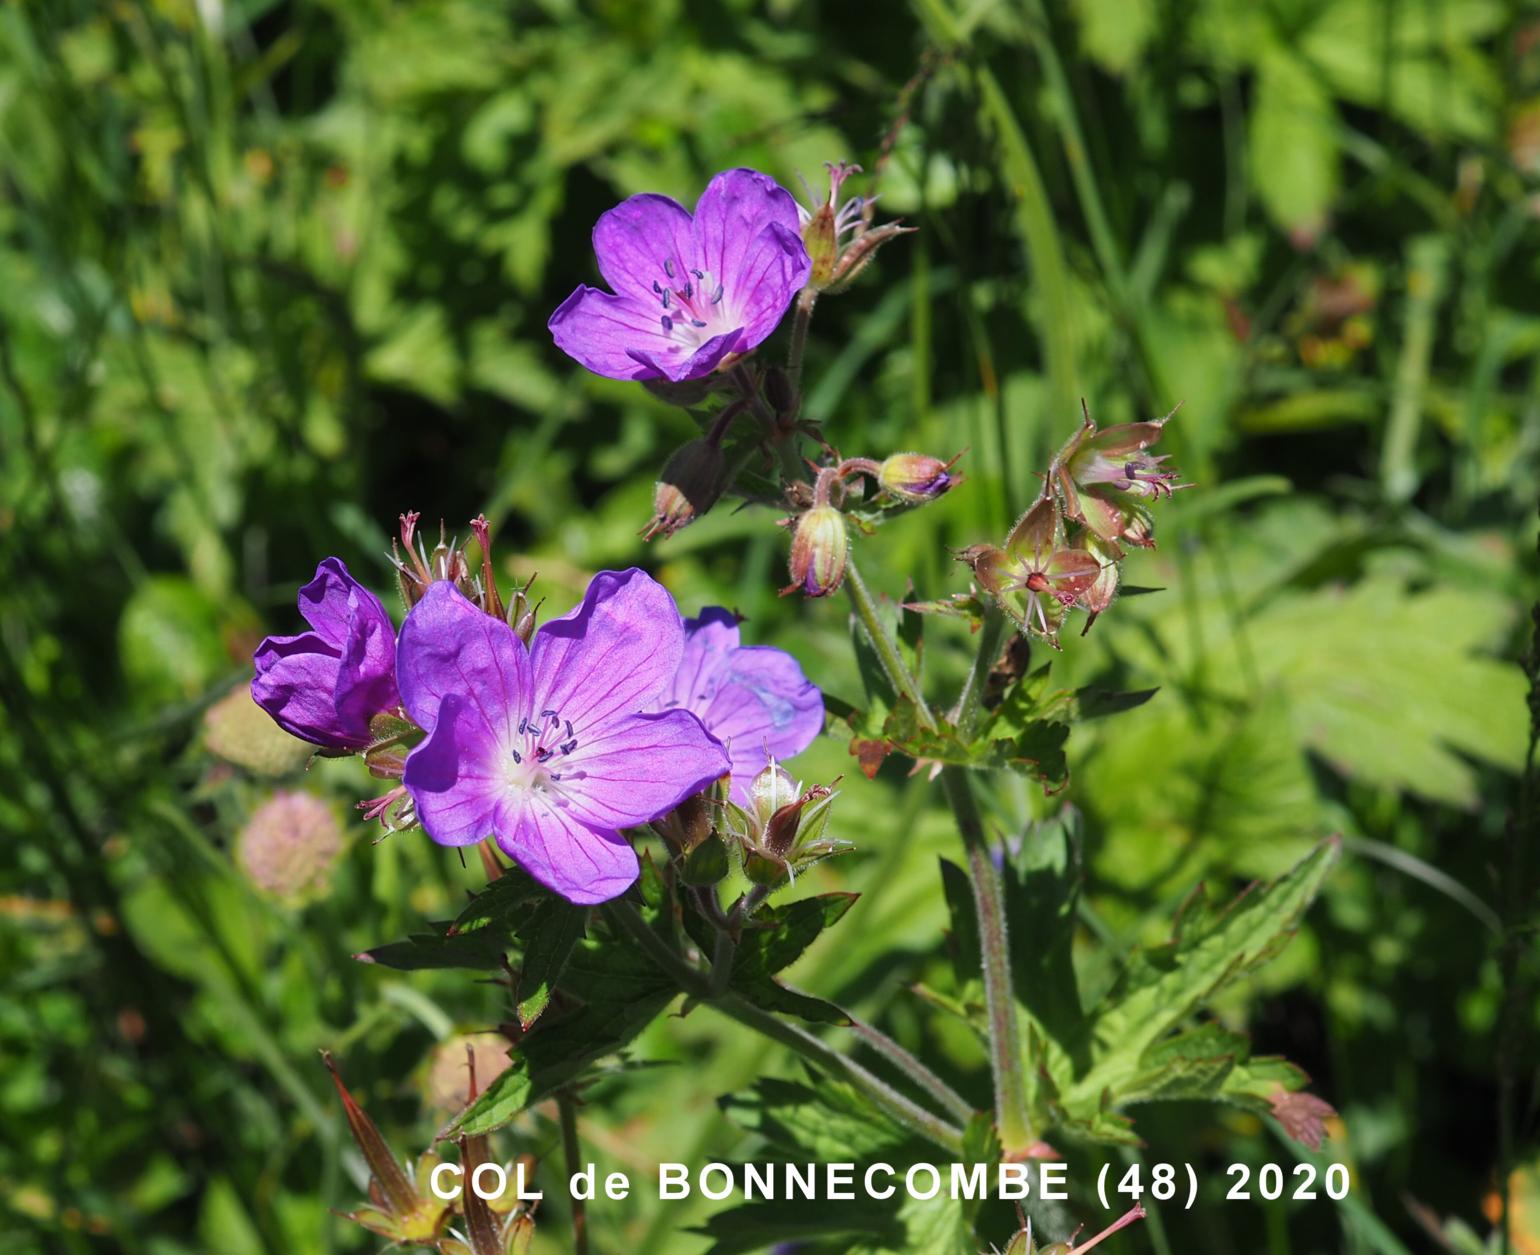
877,451,962,504
782,506,848,598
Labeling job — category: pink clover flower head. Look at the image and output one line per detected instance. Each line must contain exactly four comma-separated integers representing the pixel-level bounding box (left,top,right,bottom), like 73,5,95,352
397,570,729,904
549,168,811,382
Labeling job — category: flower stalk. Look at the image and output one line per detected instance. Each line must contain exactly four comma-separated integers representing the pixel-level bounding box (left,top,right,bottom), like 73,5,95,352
603,900,965,1154
842,555,1034,1152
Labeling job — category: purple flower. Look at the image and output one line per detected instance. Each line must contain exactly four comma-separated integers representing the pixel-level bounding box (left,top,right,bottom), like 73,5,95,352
656,609,823,808
397,570,729,904
548,168,812,383
252,558,400,751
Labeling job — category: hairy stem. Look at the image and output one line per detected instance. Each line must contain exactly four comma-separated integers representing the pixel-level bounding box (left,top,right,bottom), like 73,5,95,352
603,901,964,1153
842,560,1033,1149
850,1019,975,1124
786,286,818,394
557,1092,589,1255
843,555,933,722
952,606,1009,737
943,765,1033,1150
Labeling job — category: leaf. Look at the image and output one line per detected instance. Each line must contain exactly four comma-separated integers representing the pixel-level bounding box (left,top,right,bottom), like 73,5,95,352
720,1075,917,1162
1241,578,1527,807
355,922,508,972
1250,46,1339,234
450,870,547,938
1072,0,1156,73
695,1199,905,1255
1001,811,1087,1064
1065,838,1339,1109
683,894,859,1025
1073,686,1159,720
514,900,586,1030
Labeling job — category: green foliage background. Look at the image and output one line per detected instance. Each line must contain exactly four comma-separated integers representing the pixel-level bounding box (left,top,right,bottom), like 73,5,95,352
1,0,1536,1251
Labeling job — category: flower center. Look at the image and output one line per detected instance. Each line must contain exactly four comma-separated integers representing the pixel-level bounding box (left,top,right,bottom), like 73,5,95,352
505,707,582,799
651,256,731,352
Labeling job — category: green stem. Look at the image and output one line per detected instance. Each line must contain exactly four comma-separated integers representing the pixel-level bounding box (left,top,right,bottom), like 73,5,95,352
844,556,933,723
952,606,1009,737
942,765,1033,1151
557,1093,590,1255
850,1019,975,1124
841,561,1033,1150
603,902,964,1153
709,925,737,1000
786,287,818,395
732,364,804,484
715,992,964,1153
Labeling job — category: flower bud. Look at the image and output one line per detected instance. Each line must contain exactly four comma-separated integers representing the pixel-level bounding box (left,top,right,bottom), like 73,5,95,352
803,201,840,290
878,452,961,505
644,438,726,541
749,762,800,829
505,573,541,645
782,506,848,598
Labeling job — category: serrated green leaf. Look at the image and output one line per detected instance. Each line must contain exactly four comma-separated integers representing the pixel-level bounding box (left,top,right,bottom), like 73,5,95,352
514,900,586,1029
720,1075,916,1162
1066,838,1339,1108
695,1198,905,1255
356,922,508,972
450,870,546,938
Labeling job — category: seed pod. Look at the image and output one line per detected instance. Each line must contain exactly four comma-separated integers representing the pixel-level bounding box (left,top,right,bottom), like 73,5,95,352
644,438,726,540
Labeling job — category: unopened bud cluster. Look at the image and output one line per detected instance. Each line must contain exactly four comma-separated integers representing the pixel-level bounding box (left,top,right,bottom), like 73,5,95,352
653,761,848,890
959,405,1187,645
780,450,963,598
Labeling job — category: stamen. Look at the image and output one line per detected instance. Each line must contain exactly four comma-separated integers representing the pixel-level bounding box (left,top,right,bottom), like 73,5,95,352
664,257,675,278
542,709,560,720
691,268,704,279
711,284,724,304
661,289,670,308
564,719,574,739
661,315,673,333
559,738,578,756
652,280,662,294
682,281,693,298
690,319,706,328
511,749,523,764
